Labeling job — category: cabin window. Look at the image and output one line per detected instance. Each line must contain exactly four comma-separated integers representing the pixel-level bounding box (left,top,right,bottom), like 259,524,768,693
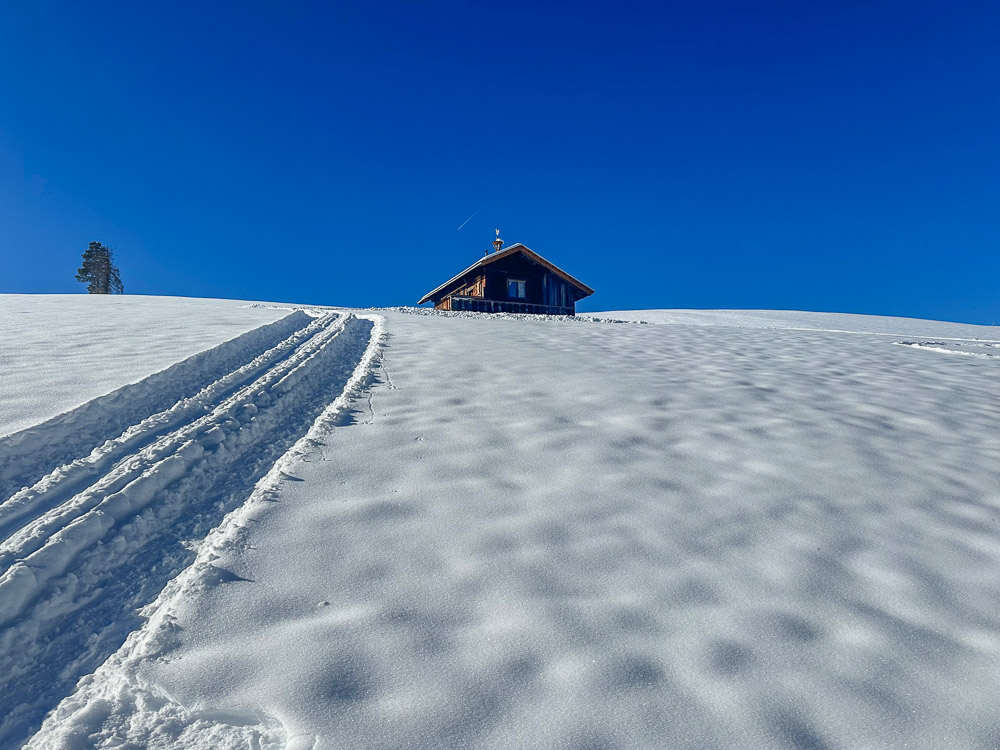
508,279,526,298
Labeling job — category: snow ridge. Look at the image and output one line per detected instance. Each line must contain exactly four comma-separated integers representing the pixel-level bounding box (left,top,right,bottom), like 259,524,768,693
0,310,313,502
0,312,377,748
896,340,1000,358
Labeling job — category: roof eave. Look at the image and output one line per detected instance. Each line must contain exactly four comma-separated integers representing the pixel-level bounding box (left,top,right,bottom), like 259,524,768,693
416,245,520,304
516,246,595,297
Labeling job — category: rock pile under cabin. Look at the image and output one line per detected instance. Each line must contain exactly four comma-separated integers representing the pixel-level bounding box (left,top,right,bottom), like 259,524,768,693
418,232,595,315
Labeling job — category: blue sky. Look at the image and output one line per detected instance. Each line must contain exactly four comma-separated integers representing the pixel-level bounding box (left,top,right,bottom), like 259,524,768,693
1,1,997,322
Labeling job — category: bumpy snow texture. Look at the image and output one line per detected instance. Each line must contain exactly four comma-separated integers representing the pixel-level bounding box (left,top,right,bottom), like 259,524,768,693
2,297,999,750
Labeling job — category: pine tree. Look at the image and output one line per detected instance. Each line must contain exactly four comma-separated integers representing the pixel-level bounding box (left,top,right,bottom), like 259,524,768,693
76,241,124,294
75,242,105,294
108,253,124,294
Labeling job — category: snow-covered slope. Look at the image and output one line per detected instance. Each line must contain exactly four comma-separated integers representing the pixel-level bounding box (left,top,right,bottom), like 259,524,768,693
585,308,1000,339
0,295,292,438
0,297,380,748
4,300,1000,749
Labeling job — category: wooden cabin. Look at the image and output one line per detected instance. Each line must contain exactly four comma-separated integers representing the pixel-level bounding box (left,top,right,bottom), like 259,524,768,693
418,240,594,315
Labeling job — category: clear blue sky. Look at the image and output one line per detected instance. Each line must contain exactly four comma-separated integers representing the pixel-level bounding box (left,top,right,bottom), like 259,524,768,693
1,1,997,322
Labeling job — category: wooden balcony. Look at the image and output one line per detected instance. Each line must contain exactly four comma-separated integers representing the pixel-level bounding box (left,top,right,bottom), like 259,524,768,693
448,296,574,316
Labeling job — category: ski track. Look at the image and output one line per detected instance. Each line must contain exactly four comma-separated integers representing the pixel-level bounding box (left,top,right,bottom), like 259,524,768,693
0,311,378,749
0,311,329,550
0,310,314,503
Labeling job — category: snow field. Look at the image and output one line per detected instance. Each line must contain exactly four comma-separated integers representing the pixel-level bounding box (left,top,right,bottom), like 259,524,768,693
27,309,1000,749
0,294,294,438
0,310,313,504
586,308,1000,339
0,309,380,747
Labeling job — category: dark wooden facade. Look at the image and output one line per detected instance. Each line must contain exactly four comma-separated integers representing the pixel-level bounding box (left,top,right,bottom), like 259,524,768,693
418,243,594,316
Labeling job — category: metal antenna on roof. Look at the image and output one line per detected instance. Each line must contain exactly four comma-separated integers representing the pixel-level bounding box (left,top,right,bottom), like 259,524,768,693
492,229,503,254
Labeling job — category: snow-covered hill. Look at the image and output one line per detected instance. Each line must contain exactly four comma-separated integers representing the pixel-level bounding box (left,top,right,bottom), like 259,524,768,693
3,297,999,749
0,295,293,439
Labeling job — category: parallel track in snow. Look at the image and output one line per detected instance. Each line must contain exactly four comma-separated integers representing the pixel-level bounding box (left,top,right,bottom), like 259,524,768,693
0,310,314,504
0,310,377,748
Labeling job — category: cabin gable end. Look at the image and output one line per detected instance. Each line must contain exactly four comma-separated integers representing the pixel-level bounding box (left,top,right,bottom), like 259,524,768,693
418,241,593,316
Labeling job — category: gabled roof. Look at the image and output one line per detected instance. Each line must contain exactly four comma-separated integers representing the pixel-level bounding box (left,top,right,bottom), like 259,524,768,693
418,243,595,305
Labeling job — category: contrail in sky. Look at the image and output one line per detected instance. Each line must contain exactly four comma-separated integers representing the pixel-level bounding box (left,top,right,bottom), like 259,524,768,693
456,207,482,231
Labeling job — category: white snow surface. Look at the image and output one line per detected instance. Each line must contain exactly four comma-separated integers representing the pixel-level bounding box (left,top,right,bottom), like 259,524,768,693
4,301,1000,749
584,308,1000,339
0,294,292,438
